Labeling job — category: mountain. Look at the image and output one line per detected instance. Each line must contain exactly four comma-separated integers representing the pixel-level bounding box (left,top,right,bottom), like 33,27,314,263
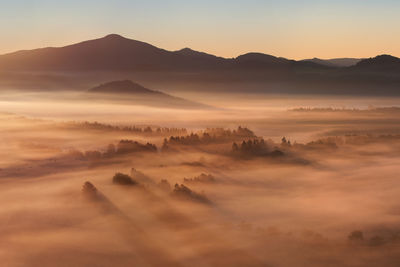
0,33,390,72
353,55,400,71
235,53,327,70
0,34,323,72
0,34,228,71
0,34,399,96
89,80,162,95
0,34,397,73
303,58,362,67
86,80,210,109
174,47,224,61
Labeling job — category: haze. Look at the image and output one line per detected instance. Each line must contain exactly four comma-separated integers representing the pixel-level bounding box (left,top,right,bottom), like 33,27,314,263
1,2,400,267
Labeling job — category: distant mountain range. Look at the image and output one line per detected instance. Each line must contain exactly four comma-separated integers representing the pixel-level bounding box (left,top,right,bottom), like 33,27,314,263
0,34,321,72
1,33,397,72
0,34,399,95
302,58,363,67
0,34,226,71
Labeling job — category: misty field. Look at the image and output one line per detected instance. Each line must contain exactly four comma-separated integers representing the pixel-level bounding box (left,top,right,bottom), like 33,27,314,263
1,96,400,267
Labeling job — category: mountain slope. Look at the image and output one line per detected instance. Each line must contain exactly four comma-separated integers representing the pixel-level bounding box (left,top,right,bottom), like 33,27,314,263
0,34,229,71
0,34,182,71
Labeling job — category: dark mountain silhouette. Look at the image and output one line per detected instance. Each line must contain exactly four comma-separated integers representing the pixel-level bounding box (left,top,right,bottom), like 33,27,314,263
234,53,289,69
234,53,327,70
0,34,228,71
174,47,224,61
236,53,288,66
0,34,400,96
303,58,362,67
0,34,396,73
0,34,325,72
86,80,210,109
89,80,162,95
353,55,400,71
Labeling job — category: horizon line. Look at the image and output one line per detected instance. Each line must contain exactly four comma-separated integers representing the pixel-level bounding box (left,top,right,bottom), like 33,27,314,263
0,33,397,61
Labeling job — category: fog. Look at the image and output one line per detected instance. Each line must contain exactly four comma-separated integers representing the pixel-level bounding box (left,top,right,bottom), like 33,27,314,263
1,93,400,266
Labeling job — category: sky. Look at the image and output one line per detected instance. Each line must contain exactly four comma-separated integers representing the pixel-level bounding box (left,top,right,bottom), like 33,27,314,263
0,0,399,59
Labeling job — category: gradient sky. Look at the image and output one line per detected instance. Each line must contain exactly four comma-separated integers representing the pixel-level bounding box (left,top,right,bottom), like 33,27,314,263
1,0,399,59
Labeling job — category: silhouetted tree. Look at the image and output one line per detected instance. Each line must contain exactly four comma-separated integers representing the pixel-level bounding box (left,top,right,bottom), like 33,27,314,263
232,138,281,158
116,140,157,154
184,173,216,183
130,168,153,184
171,184,211,204
82,181,99,201
112,173,137,186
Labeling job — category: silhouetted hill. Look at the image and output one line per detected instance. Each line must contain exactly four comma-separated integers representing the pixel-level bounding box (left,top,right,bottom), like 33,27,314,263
1,34,400,96
0,34,229,71
353,55,400,71
0,34,395,73
174,47,225,61
89,80,162,95
234,53,327,70
235,53,289,67
0,34,179,71
0,34,324,72
86,80,210,109
303,58,362,67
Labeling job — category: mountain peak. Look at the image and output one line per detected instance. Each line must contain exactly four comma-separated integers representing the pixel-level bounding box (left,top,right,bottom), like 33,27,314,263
89,80,159,94
236,53,288,65
86,80,210,109
355,54,400,70
178,47,193,52
103,34,126,40
373,54,399,61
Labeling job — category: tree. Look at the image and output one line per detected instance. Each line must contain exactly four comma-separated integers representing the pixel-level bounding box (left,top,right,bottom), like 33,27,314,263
112,173,137,186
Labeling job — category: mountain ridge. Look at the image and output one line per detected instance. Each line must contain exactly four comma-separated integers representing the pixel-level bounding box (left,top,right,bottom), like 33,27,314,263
0,34,400,96
302,58,363,67
0,34,398,72
353,55,400,71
